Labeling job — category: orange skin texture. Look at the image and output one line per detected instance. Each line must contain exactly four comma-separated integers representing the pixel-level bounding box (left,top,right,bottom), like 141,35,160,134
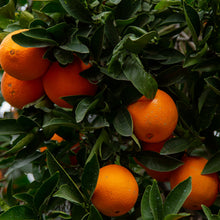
1,72,45,109
127,89,178,143
42,59,97,108
170,156,219,210
40,133,64,152
134,139,173,182
91,164,139,217
0,29,50,80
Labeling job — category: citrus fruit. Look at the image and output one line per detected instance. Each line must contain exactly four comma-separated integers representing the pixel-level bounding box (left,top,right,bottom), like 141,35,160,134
1,72,45,109
40,133,64,152
134,138,173,182
170,156,219,210
127,89,178,143
0,29,50,80
42,57,97,108
91,164,139,217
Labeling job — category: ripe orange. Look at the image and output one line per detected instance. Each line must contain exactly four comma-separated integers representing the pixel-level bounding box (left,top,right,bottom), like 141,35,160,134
134,139,173,182
127,89,178,143
42,58,97,108
40,133,64,152
1,72,45,109
170,156,219,210
0,29,50,80
91,164,139,217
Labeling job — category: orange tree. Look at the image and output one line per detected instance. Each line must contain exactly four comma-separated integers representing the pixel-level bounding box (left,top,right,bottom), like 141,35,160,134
0,0,219,219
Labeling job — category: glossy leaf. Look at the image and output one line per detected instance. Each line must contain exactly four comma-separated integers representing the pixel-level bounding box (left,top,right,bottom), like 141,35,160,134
75,97,100,123
113,106,133,137
123,53,158,99
124,31,158,53
135,151,183,171
81,154,99,199
164,177,192,216
12,28,57,47
141,185,154,220
205,76,220,96
0,206,35,220
59,0,92,23
160,137,189,155
88,205,103,220
202,151,220,174
5,152,42,176
34,172,59,212
46,151,85,203
182,1,200,45
164,213,191,220
0,119,25,135
54,184,83,205
149,180,164,220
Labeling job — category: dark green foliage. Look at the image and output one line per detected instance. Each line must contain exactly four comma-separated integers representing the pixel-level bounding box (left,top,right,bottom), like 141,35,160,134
0,0,219,219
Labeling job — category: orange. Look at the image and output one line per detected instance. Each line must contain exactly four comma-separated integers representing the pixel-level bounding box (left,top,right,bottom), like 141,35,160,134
170,156,219,210
40,133,64,152
1,72,45,109
127,89,178,143
0,29,50,80
134,139,174,182
91,164,139,217
42,57,97,108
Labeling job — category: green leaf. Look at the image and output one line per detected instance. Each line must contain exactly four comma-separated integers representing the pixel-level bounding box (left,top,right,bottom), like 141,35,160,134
164,177,192,216
60,36,89,54
113,106,133,136
0,119,25,135
160,137,189,155
54,48,74,65
53,184,83,205
0,0,15,19
46,151,85,203
81,154,99,199
88,205,103,220
3,130,36,155
71,203,88,220
34,172,59,212
59,0,92,23
5,152,42,176
182,1,200,45
164,213,191,220
149,180,164,220
13,193,33,206
124,31,158,53
47,211,71,219
135,151,183,171
205,76,220,96
90,25,104,61
201,205,219,220
141,185,154,220
0,206,35,220
86,129,109,163
123,53,158,99
202,151,220,174
19,11,34,28
154,0,181,11
12,28,57,48
75,97,100,123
